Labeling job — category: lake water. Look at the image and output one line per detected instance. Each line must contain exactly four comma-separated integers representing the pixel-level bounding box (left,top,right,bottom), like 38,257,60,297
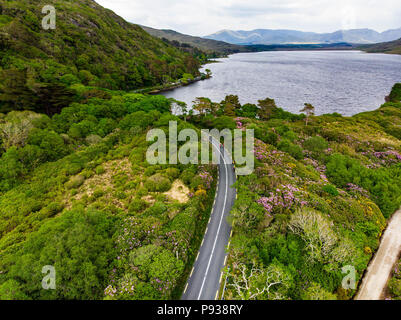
163,51,401,116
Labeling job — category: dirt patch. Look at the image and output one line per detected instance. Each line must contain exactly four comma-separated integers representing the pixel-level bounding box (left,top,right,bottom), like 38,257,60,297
65,158,134,210
164,180,190,204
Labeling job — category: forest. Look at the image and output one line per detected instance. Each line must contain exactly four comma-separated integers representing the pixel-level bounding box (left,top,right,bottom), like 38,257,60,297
0,0,201,115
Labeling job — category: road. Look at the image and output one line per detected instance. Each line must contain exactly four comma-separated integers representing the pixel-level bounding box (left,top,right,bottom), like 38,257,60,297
181,137,236,300
356,209,401,300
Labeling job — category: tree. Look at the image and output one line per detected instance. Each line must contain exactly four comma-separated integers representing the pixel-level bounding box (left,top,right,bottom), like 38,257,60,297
288,208,337,262
0,69,37,113
257,98,278,120
221,95,241,117
300,103,315,126
229,262,291,300
193,97,212,116
35,83,77,115
0,111,41,150
303,136,328,153
5,208,117,300
171,100,188,119
301,283,337,300
238,103,258,118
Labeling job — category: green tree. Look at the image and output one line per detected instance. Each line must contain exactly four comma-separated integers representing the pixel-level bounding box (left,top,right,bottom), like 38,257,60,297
258,98,278,120
5,209,117,300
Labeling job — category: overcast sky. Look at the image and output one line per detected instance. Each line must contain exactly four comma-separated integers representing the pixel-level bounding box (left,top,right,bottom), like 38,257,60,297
96,0,401,36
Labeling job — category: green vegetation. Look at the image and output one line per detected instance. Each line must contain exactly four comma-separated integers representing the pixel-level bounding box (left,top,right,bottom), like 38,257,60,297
1,0,400,300
0,0,201,114
0,92,217,300
388,259,401,300
207,84,401,300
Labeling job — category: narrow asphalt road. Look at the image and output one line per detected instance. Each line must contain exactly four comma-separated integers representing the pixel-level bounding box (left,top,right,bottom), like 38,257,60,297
181,137,236,300
356,209,401,300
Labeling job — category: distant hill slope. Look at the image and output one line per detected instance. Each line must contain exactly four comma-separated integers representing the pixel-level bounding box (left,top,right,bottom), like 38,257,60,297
141,25,248,55
205,28,401,45
359,38,401,55
0,0,199,96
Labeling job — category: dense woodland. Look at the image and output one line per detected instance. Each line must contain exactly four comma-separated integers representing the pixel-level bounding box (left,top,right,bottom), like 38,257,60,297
0,93,217,299
0,0,200,115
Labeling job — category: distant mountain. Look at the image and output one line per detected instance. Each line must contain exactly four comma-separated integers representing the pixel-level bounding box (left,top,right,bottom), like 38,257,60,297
141,26,248,55
205,28,401,45
359,38,401,55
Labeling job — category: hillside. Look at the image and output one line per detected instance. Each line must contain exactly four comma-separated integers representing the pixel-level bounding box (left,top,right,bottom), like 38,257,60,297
141,25,248,56
0,0,200,114
1,84,401,300
190,85,401,300
205,28,401,45
359,38,401,55
0,93,217,300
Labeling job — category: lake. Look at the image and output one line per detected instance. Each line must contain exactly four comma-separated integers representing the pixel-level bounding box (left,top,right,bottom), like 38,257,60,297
163,51,401,116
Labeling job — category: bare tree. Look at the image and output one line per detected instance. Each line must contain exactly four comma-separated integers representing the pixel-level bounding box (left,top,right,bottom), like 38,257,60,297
0,111,41,150
288,208,337,262
229,262,290,300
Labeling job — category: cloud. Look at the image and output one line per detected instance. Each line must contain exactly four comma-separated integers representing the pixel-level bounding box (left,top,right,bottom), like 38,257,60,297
95,0,401,36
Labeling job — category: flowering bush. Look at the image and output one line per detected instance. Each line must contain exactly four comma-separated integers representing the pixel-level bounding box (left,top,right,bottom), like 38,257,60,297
198,167,213,189
346,183,370,198
257,184,307,216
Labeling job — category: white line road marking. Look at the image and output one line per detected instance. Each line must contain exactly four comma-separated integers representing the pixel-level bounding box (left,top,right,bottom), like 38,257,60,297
184,283,189,294
197,138,229,300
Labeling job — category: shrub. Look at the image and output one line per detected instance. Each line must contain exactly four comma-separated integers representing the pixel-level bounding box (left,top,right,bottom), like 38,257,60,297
304,136,328,153
212,116,236,131
262,131,278,146
144,174,172,192
86,134,102,145
165,168,180,180
28,129,67,161
278,140,304,160
283,130,298,142
389,83,401,103
95,166,105,175
322,185,339,196
144,201,167,217
389,278,401,297
128,198,148,214
180,169,195,185
65,175,85,189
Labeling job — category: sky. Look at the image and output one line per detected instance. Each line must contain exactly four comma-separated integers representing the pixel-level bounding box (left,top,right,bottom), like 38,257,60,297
95,0,401,36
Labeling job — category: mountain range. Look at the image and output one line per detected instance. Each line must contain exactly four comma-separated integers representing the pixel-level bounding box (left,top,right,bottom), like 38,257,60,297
141,26,247,55
205,28,401,45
